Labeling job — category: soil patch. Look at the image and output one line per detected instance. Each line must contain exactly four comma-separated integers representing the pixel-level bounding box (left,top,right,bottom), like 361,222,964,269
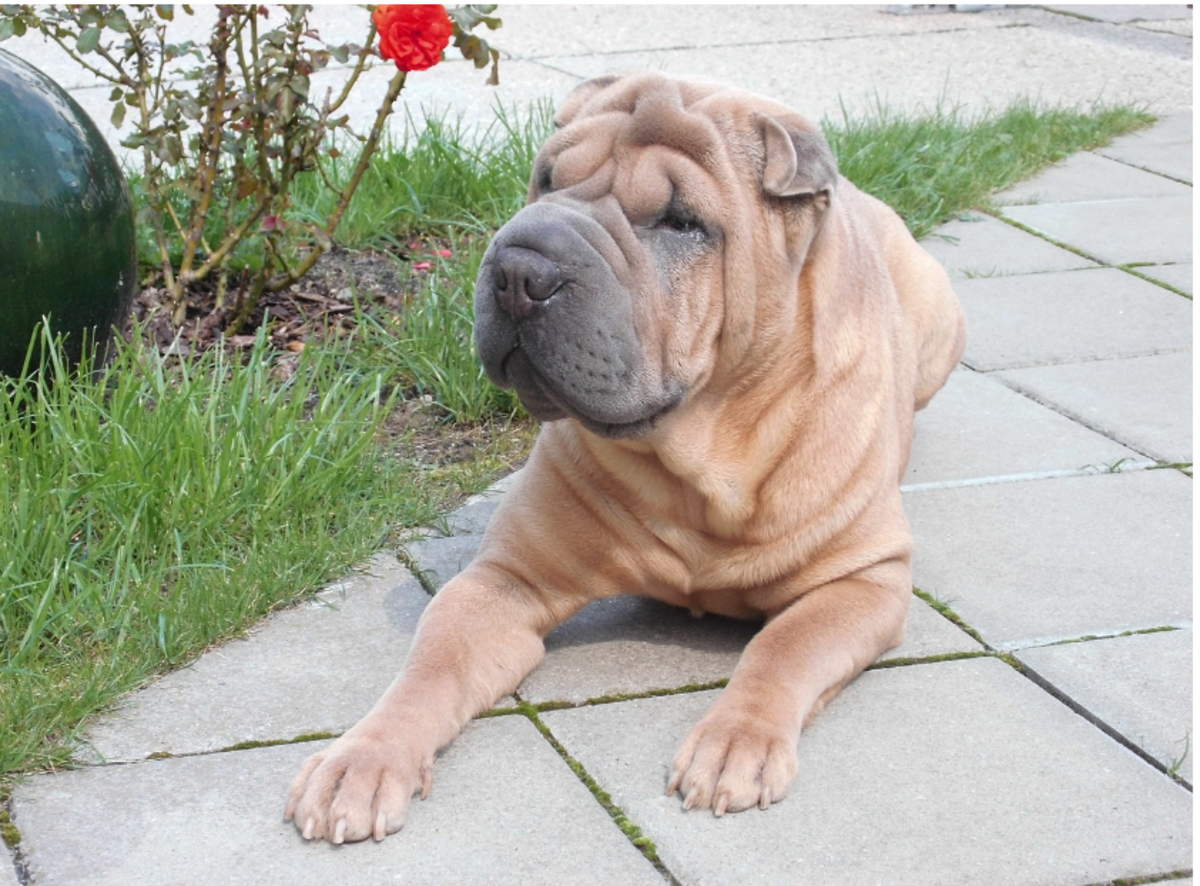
124,243,536,496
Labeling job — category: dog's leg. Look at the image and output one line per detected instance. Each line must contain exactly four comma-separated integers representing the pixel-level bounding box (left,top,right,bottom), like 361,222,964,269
666,563,909,815
285,564,579,843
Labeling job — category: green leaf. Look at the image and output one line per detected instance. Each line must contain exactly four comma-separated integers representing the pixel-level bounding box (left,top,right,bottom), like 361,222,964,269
328,44,349,64
110,101,125,128
0,20,13,41
155,5,175,21
76,26,101,54
105,9,130,33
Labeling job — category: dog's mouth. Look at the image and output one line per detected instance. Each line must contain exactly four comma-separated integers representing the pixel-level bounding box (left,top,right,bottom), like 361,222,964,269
500,346,682,440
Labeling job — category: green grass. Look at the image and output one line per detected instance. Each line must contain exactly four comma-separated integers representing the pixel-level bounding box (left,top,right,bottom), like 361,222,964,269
291,103,552,250
347,242,522,423
825,97,1154,239
0,96,1156,785
0,325,476,775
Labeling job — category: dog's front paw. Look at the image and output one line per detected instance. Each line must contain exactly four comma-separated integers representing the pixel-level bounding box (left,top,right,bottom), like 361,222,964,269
666,707,798,817
285,731,433,844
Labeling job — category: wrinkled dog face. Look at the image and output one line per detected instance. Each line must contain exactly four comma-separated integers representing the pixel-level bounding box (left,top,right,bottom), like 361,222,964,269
474,74,836,439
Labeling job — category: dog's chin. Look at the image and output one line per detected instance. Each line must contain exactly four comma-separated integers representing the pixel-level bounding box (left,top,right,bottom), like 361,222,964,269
501,348,681,440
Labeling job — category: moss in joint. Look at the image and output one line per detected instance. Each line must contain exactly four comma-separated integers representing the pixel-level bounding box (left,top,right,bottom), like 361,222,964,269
0,801,19,850
218,731,338,754
476,705,524,719
1035,625,1182,649
580,680,729,708
521,707,672,875
1085,871,1193,886
995,652,1025,673
912,587,989,648
869,650,993,670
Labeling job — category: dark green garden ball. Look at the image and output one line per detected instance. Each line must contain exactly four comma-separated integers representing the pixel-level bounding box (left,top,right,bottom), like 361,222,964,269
0,46,137,376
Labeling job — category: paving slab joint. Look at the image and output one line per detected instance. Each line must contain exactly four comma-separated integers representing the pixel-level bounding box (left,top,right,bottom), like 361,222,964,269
0,792,29,886
519,680,732,713
516,699,682,886
1116,265,1193,301
1022,624,1188,652
867,649,995,670
215,730,340,756
901,461,1162,492
1098,153,1194,188
913,587,991,648
987,210,1194,301
1078,870,1193,886
988,375,1191,468
395,544,438,597
1012,657,1194,791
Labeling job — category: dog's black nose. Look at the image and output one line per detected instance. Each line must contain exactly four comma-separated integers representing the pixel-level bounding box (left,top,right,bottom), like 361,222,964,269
492,247,563,319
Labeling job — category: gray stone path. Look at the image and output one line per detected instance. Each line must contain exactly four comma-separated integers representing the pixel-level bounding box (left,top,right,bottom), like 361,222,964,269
1,5,1192,886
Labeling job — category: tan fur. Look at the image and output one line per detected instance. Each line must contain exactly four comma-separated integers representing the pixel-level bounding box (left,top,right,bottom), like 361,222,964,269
286,73,966,842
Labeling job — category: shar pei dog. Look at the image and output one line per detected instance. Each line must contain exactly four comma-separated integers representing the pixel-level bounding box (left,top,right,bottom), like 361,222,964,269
286,72,966,843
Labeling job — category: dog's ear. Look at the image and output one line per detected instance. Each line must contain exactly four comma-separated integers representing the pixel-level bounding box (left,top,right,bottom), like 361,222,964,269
756,113,838,201
554,75,624,129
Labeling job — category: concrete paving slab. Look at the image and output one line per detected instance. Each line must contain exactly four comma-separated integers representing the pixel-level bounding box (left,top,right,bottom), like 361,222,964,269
905,470,1192,649
1097,111,1193,183
1004,196,1192,266
1134,17,1194,37
443,492,507,536
889,595,986,660
407,469,523,541
14,717,664,886
919,213,1100,279
404,532,484,591
1017,628,1193,783
519,593,979,705
1045,5,1194,23
955,267,1192,371
519,596,757,705
533,22,1193,124
497,5,1058,59
0,854,18,886
76,554,429,764
995,351,1193,464
1140,262,1193,294
996,150,1193,204
4,7,1194,162
904,367,1146,488
542,657,1193,886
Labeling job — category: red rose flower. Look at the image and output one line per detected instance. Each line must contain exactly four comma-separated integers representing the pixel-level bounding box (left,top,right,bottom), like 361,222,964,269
372,5,453,73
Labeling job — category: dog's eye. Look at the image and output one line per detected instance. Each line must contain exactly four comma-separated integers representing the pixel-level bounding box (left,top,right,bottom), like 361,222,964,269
654,209,705,237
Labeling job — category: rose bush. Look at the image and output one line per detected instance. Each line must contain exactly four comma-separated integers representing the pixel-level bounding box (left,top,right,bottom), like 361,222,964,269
0,4,502,333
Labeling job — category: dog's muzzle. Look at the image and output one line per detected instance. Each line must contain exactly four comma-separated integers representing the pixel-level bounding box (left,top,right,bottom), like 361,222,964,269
474,202,682,438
